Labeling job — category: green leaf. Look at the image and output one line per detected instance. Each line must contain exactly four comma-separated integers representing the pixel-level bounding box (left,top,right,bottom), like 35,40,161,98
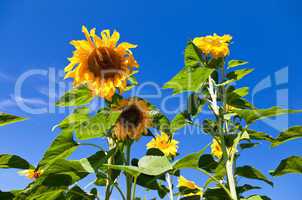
247,130,274,142
104,164,141,177
66,186,95,200
76,108,121,140
150,109,171,134
26,189,65,200
226,86,252,109
187,93,206,117
237,184,261,194
227,60,248,69
236,165,273,186
233,106,302,124
223,68,254,85
239,142,259,150
246,195,271,200
38,131,78,169
173,145,208,170
55,107,90,131
138,156,173,176
0,112,26,126
56,84,93,107
184,42,204,68
270,156,302,176
272,126,302,147
163,66,214,95
0,154,34,169
198,154,218,173
170,112,190,133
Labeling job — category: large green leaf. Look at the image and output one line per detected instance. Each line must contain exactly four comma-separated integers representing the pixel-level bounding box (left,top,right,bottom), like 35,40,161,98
163,66,214,95
270,156,302,176
105,156,172,177
26,189,65,200
227,60,248,69
150,109,171,134
55,107,90,131
233,106,302,124
0,154,34,169
246,195,271,200
184,42,204,68
223,68,254,85
272,126,302,147
138,156,172,176
0,112,26,126
38,131,78,169
236,165,273,186
247,130,274,143
173,145,208,170
76,108,121,140
170,112,190,133
187,93,206,117
56,84,93,107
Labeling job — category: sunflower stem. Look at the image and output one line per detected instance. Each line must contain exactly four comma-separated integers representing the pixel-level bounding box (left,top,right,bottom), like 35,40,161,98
166,173,174,200
125,143,132,200
105,138,115,200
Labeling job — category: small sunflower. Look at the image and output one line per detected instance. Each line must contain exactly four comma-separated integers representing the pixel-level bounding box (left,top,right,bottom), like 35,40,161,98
18,169,43,180
178,176,203,197
193,33,232,59
64,26,139,100
113,98,151,141
211,138,223,159
146,132,178,157
211,138,237,159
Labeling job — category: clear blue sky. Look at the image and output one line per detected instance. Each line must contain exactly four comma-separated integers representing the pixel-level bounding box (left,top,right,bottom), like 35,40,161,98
0,0,302,199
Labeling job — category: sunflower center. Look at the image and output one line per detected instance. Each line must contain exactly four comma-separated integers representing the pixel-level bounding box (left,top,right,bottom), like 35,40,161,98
87,47,122,79
120,105,142,127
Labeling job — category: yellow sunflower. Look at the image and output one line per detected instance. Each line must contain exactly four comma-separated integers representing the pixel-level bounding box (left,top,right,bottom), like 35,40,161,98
146,132,178,157
178,176,203,197
64,26,139,100
113,98,151,141
18,169,43,180
193,33,232,59
211,138,237,159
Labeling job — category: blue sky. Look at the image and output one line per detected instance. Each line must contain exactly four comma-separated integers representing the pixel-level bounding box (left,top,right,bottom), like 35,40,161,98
0,0,302,199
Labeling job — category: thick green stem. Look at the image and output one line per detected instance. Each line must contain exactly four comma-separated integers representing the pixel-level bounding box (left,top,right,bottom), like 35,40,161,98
125,144,132,200
132,177,137,200
215,62,237,200
105,138,115,200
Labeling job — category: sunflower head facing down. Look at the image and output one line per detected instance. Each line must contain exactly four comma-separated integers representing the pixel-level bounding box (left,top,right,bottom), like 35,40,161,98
64,26,139,100
193,33,232,59
113,98,151,141
178,176,203,197
146,132,178,157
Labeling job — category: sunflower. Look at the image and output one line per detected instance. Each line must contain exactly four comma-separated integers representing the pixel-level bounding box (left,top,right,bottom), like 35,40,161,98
113,98,151,141
18,169,43,180
193,33,232,59
211,138,237,159
146,132,178,157
64,26,139,100
178,176,203,197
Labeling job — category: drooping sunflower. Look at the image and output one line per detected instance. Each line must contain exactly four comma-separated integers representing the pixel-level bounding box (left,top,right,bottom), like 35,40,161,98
178,176,203,197
18,169,43,180
64,26,139,100
146,132,178,157
113,98,151,141
193,33,232,59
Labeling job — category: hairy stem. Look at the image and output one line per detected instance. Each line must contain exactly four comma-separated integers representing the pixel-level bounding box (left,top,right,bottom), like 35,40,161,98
166,173,174,200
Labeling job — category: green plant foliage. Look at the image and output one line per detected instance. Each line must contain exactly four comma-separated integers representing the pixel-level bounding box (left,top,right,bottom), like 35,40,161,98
271,126,302,147
233,106,302,124
0,112,26,126
270,156,302,176
163,43,214,94
37,131,78,169
227,60,248,69
0,154,34,169
236,166,273,186
56,84,94,107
